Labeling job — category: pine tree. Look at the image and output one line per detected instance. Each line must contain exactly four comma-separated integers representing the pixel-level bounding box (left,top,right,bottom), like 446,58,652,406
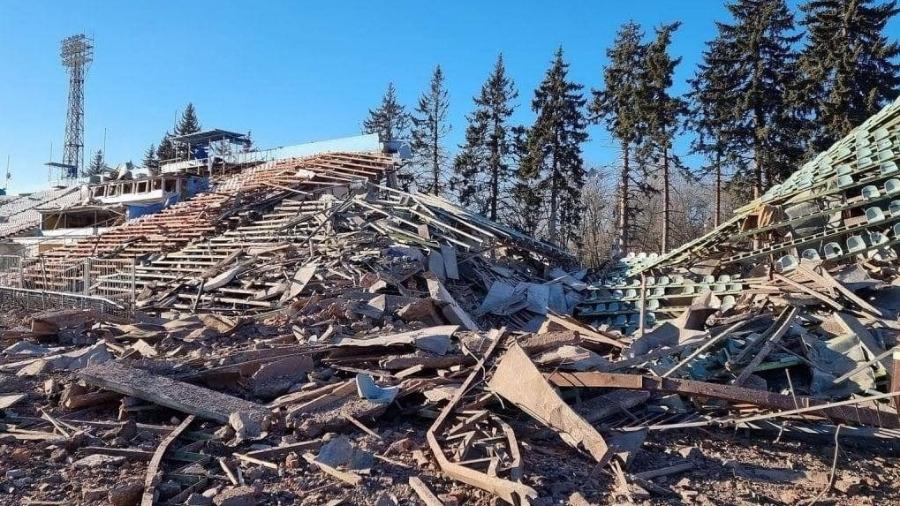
175,103,201,136
156,133,176,163
410,66,451,195
450,55,519,222
639,22,686,253
688,38,743,227
798,0,900,152
84,149,105,177
174,103,201,160
592,21,647,255
716,0,804,196
143,144,160,177
362,83,410,143
519,48,589,247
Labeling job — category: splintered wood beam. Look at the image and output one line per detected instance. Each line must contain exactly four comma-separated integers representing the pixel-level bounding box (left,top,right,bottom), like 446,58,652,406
78,361,269,423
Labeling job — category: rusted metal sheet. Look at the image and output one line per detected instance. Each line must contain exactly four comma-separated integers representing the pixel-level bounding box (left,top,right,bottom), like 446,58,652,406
547,371,900,429
490,343,609,464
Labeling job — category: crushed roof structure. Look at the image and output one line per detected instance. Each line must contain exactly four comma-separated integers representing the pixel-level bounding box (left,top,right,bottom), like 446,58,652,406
626,95,900,277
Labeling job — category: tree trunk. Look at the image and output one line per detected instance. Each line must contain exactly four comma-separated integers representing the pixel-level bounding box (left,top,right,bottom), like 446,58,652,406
617,144,630,255
714,148,722,228
549,152,559,244
489,119,499,222
432,122,439,196
662,147,670,254
753,107,764,198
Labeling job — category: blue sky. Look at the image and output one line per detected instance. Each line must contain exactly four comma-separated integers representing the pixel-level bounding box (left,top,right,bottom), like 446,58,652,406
0,1,896,194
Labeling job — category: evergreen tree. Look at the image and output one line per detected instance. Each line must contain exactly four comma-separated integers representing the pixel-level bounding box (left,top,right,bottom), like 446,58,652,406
174,103,201,160
592,21,647,255
450,55,519,222
362,83,410,143
519,48,588,247
639,22,686,253
715,0,804,196
175,103,201,136
688,38,744,227
84,149,105,177
410,66,451,195
798,0,900,152
156,133,176,163
143,144,160,177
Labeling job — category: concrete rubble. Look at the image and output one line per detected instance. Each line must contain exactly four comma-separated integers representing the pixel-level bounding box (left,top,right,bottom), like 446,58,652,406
2,107,900,504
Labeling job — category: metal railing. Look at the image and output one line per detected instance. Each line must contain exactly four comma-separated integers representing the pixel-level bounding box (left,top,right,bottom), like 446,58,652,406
0,254,136,316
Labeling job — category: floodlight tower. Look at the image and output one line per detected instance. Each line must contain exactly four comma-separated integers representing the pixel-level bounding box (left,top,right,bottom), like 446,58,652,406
60,34,93,177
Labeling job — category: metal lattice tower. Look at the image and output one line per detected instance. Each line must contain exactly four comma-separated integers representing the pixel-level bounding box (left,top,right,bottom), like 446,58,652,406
60,34,93,176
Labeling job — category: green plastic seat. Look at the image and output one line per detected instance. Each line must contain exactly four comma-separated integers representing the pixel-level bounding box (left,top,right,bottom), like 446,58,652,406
846,235,867,253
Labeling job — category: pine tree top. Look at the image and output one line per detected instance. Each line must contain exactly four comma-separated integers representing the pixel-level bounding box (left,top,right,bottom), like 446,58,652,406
363,83,410,142
176,103,201,136
593,21,647,145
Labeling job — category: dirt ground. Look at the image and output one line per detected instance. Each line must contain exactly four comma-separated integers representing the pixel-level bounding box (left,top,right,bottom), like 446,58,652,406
2,386,898,506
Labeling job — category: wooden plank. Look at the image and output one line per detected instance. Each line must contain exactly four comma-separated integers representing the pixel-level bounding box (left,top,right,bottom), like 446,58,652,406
409,476,444,505
732,307,797,386
547,371,900,429
427,276,480,331
140,415,195,506
78,361,269,423
544,313,626,349
302,452,362,486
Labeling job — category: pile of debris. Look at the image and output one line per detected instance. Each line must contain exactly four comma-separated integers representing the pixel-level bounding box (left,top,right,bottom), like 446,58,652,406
1,104,900,504
1,247,898,504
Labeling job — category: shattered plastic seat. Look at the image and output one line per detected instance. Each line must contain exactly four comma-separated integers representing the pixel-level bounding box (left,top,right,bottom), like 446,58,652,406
846,235,867,253
868,231,888,246
824,242,843,259
802,248,821,261
890,200,900,216
775,254,798,273
721,295,736,310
